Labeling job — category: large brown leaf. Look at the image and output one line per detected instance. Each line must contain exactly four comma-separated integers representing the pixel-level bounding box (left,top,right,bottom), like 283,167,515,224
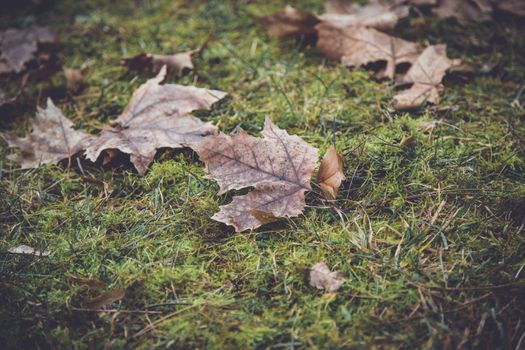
316,24,421,79
2,99,93,168
85,66,227,175
392,44,461,111
0,26,57,74
320,0,410,31
195,118,319,232
257,5,320,39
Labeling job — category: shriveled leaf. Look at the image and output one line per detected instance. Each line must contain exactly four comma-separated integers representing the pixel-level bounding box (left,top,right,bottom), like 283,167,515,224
84,289,125,309
309,262,345,292
317,146,345,199
0,26,57,74
432,0,492,24
63,67,87,93
257,5,320,39
2,98,93,168
392,45,461,111
320,0,410,31
8,244,50,257
85,66,227,175
195,118,319,232
316,24,421,79
122,50,195,75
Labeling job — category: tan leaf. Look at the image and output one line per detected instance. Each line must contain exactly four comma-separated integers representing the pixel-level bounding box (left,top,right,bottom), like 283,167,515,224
257,5,320,39
309,262,346,292
316,24,421,79
2,99,93,168
432,0,493,24
320,0,410,32
85,66,227,175
8,244,50,257
195,118,319,232
84,289,125,309
317,146,345,199
0,26,57,74
63,67,87,93
392,45,461,111
122,50,195,76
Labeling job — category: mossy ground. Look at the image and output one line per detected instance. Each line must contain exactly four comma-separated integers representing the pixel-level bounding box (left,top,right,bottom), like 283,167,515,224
1,0,525,349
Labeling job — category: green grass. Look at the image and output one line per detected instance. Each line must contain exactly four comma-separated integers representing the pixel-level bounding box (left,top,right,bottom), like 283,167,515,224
1,0,525,348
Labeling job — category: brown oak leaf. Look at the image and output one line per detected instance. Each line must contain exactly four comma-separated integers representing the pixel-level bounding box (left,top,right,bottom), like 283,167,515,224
316,24,421,79
122,50,196,75
2,98,93,168
0,26,57,74
195,118,319,232
392,44,461,111
320,0,410,32
432,0,493,24
257,5,320,39
85,66,227,175
309,262,346,292
317,146,345,199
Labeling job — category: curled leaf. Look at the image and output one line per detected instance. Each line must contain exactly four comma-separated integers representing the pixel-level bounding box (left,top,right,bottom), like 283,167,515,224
195,118,319,232
85,66,227,175
317,146,345,199
309,262,345,292
2,99,93,169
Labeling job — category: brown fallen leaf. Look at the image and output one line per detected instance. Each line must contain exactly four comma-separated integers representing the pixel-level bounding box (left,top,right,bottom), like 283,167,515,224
85,66,227,175
122,50,196,76
2,98,93,168
309,262,346,292
0,26,57,74
432,0,493,24
392,44,461,111
257,5,320,39
320,0,410,32
316,24,421,79
8,244,50,257
63,67,87,93
195,118,319,232
84,289,125,309
317,146,345,199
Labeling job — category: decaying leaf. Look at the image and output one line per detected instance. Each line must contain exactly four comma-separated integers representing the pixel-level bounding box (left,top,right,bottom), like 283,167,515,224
432,0,493,24
63,67,87,93
8,244,50,257
392,45,461,111
85,66,227,175
257,5,320,39
309,262,345,292
317,146,345,199
195,118,319,232
122,50,196,75
316,24,421,79
320,0,410,31
84,289,125,309
2,98,93,168
0,26,57,74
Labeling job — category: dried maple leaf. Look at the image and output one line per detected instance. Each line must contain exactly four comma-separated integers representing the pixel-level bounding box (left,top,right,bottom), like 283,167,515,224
316,24,421,79
122,50,196,75
317,146,345,199
257,5,320,39
320,0,410,32
0,26,57,74
432,0,493,24
392,44,461,111
2,98,93,169
85,66,227,175
309,262,346,292
195,118,319,232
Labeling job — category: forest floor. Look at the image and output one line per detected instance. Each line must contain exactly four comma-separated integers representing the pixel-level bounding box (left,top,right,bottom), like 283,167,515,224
1,0,525,349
